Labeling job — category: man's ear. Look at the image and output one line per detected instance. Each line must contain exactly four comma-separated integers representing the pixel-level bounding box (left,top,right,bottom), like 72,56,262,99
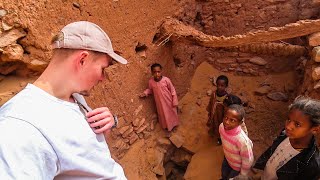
76,51,90,67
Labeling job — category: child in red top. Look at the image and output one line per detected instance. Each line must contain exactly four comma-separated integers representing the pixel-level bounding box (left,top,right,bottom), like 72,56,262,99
140,63,179,131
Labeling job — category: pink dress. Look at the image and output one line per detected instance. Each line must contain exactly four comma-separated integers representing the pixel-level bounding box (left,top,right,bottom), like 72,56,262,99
144,76,179,131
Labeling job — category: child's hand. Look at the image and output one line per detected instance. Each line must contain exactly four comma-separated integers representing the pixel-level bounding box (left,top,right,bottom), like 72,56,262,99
139,93,147,98
86,107,115,134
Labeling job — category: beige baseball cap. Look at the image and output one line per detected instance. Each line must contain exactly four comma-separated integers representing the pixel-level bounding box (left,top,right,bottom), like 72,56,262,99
52,21,127,64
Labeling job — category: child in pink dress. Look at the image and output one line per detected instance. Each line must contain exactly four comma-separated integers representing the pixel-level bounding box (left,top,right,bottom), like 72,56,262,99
139,63,179,131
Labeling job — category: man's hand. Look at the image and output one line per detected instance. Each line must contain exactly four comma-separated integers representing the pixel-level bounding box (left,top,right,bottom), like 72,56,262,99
138,93,147,98
86,107,114,134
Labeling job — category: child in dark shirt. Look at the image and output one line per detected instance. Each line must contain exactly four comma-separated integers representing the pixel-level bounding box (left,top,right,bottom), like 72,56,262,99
207,75,229,145
254,97,320,180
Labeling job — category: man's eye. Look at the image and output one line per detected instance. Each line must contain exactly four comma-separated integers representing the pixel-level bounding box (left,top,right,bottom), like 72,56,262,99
295,123,301,127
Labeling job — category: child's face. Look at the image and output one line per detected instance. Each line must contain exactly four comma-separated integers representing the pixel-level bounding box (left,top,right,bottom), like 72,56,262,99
217,80,227,94
152,66,162,81
285,109,318,140
223,109,242,131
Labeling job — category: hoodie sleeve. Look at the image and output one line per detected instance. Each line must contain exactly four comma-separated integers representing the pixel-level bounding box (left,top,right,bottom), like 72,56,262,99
239,138,254,175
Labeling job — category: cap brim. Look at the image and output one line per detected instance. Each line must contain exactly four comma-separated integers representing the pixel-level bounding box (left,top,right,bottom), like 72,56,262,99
108,52,128,64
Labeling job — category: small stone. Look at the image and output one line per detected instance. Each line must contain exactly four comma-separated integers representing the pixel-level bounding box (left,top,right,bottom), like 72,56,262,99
312,67,320,81
216,58,237,64
314,81,320,89
196,99,202,106
309,32,320,47
267,92,288,101
2,21,13,31
132,118,145,128
136,123,148,134
0,9,7,18
148,120,155,131
134,105,143,116
129,133,139,145
132,118,140,127
169,134,184,148
254,86,271,95
0,29,27,48
312,46,320,62
118,125,130,134
122,126,134,138
249,56,267,66
27,59,48,72
73,2,80,8
1,44,24,61
157,138,171,147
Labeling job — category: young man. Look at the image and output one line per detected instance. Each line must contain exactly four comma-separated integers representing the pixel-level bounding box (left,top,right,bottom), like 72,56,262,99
0,21,127,179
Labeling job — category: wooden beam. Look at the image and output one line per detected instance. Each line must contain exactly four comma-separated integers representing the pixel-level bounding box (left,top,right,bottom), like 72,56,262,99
160,18,320,47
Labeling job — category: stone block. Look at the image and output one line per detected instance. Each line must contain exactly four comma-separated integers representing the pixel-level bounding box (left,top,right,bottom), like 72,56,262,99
249,56,267,66
122,126,134,138
309,32,320,47
135,123,148,133
312,46,320,62
267,92,288,101
254,86,271,95
0,29,26,48
1,44,24,61
118,125,130,134
312,67,320,81
169,134,184,148
314,81,320,89
216,58,237,64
